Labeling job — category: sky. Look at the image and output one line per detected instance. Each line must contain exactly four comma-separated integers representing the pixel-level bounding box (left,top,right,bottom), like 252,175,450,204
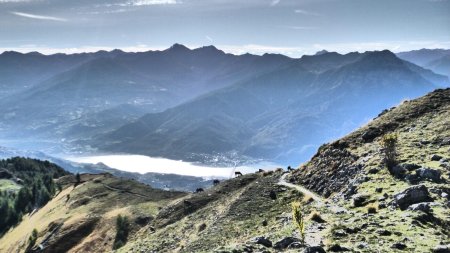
0,0,449,56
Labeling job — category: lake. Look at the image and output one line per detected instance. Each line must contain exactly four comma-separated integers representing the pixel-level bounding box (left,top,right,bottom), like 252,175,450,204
66,154,280,178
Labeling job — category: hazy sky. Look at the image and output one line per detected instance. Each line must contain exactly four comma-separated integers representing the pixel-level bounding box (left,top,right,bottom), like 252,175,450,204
1,0,449,56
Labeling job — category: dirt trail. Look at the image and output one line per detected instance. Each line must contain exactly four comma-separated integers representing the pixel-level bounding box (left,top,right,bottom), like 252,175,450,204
278,173,347,213
100,183,152,199
277,172,348,246
278,173,325,206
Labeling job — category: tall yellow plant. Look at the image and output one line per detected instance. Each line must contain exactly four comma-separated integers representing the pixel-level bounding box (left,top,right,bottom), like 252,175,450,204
380,133,398,170
291,201,305,244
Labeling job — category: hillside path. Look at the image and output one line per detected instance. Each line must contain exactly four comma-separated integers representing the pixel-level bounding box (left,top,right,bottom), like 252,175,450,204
277,172,347,213
277,173,324,206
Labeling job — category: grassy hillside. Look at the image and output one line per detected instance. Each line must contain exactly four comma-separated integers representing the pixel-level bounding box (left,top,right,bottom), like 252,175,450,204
2,88,449,252
290,88,450,252
0,157,69,235
0,173,186,253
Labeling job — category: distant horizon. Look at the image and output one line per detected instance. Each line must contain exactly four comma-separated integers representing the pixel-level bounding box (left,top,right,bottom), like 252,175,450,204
2,0,448,57
1,43,450,58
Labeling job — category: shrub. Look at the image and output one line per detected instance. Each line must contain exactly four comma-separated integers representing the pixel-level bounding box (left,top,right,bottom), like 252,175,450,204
367,204,378,214
291,201,305,244
304,195,314,204
75,173,81,186
380,133,398,170
27,228,38,250
113,215,130,249
309,211,326,223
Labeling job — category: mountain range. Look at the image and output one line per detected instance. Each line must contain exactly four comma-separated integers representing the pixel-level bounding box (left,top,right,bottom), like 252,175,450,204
0,45,448,165
397,48,450,77
92,49,448,163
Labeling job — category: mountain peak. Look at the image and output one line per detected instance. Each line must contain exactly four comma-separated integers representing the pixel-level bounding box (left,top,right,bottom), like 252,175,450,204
358,50,403,66
167,43,191,52
315,49,329,55
0,51,23,57
193,45,225,55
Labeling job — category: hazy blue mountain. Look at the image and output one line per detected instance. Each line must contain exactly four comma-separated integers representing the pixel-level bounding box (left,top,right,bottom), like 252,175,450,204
95,50,445,164
397,48,450,66
0,44,293,144
425,54,450,77
397,49,450,77
0,50,119,99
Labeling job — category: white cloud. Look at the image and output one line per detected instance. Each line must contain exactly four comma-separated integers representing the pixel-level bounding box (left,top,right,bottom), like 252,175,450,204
0,0,32,2
270,0,280,6
206,35,213,43
218,44,305,56
294,9,321,16
285,25,317,30
120,0,178,6
11,11,67,22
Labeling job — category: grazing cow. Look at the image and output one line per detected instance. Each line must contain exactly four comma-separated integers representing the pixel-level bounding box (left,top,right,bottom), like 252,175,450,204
213,179,220,186
257,169,265,173
195,188,204,193
235,171,243,177
287,166,294,171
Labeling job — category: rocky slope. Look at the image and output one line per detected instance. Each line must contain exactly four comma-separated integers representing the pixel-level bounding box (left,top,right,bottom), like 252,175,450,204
289,88,450,252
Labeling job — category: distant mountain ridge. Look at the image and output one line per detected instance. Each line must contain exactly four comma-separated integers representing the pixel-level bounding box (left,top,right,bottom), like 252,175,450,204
397,48,450,77
94,49,448,164
0,45,448,164
0,44,294,146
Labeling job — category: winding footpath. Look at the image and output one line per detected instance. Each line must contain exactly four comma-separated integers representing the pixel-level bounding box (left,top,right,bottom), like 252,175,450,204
277,173,325,206
277,172,347,213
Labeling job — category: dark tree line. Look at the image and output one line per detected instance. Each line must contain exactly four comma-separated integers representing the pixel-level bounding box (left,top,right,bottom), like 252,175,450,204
0,157,69,235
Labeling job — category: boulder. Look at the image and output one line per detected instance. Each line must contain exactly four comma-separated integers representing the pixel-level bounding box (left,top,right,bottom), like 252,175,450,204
356,242,368,249
303,246,326,253
361,127,382,142
352,194,369,207
288,242,304,249
441,137,450,146
433,244,450,253
344,185,358,199
394,185,433,210
391,242,407,250
134,215,154,226
401,163,421,171
262,219,268,226
368,168,380,174
328,244,350,252
376,229,392,236
253,236,272,248
407,202,431,213
274,237,300,249
431,154,443,161
198,223,207,232
416,168,442,183
390,165,407,177
269,190,277,200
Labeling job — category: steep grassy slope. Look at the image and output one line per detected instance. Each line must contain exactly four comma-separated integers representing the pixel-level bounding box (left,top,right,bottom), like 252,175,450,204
2,89,448,253
0,173,186,253
116,171,314,253
119,88,449,252
289,88,450,252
